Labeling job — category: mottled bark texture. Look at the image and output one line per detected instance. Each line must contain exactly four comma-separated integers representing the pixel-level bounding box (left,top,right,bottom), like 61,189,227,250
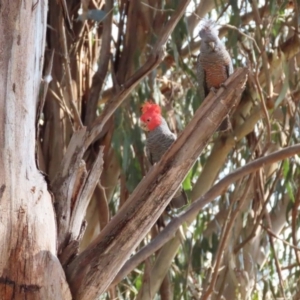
0,1,71,299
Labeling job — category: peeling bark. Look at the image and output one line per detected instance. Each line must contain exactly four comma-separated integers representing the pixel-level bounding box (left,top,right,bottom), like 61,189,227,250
0,1,71,299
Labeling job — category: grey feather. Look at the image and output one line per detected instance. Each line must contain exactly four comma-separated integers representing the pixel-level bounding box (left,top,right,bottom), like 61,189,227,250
197,19,233,91
146,117,187,209
146,118,176,164
197,19,234,131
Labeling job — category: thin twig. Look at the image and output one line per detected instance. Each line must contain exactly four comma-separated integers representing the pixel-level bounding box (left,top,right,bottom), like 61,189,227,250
36,49,55,128
292,186,300,264
59,0,73,30
112,144,300,285
281,263,299,271
223,24,261,55
216,3,230,22
84,0,113,126
293,0,299,36
86,0,192,147
59,15,83,129
260,224,300,252
252,70,271,144
48,88,70,115
263,208,287,299
234,158,284,254
201,175,254,300
251,0,273,101
141,2,175,12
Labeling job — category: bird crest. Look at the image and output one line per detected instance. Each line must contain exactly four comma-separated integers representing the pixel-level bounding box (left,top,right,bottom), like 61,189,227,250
198,19,219,38
141,101,161,115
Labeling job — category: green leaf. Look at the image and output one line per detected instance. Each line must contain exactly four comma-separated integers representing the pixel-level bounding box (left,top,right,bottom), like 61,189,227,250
283,159,290,178
182,169,193,190
274,60,289,108
134,274,142,290
286,180,295,202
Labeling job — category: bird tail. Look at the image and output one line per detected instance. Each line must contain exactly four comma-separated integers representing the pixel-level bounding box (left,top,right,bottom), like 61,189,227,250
170,189,188,209
157,189,188,229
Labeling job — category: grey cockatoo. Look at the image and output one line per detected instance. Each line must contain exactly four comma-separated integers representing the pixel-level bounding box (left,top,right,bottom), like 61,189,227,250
197,19,234,131
140,101,187,209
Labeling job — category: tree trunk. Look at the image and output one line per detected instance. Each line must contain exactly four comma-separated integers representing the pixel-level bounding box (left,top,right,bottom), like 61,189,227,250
0,1,71,299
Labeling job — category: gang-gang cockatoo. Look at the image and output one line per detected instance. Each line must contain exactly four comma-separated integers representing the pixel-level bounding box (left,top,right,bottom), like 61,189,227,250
197,19,234,131
139,101,187,209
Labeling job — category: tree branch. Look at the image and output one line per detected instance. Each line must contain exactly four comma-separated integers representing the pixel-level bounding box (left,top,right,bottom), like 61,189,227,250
136,28,300,296
59,15,83,129
84,0,113,126
52,0,191,264
51,128,88,252
113,143,300,286
201,175,255,300
85,0,192,146
66,68,248,300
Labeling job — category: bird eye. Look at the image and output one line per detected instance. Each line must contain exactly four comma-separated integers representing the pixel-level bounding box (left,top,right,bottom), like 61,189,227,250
146,118,150,122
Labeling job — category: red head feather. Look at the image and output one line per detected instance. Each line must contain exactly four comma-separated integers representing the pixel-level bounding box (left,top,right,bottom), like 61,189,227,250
141,101,161,115
140,101,162,131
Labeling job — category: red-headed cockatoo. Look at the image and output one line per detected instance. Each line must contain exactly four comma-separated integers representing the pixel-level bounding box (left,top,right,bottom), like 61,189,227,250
140,102,187,209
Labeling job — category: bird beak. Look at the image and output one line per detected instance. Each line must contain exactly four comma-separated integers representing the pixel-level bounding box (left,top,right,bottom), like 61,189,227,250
140,121,148,131
208,41,215,50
